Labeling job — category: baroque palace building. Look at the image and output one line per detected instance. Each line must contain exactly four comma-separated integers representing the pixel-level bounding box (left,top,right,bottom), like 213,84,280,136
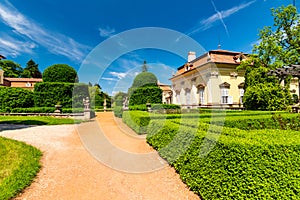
170,49,300,108
170,49,247,108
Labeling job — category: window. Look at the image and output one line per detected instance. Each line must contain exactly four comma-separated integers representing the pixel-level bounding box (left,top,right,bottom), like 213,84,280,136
221,88,229,104
239,88,244,104
199,88,204,104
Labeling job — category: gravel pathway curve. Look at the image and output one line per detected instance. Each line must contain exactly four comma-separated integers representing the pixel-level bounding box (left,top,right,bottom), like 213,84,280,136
0,112,199,200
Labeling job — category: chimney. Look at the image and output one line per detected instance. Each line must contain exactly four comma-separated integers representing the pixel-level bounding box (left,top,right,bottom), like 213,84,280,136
188,52,196,62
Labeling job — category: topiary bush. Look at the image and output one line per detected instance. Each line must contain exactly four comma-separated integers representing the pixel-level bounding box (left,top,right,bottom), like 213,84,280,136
131,72,158,88
42,64,78,83
0,87,34,112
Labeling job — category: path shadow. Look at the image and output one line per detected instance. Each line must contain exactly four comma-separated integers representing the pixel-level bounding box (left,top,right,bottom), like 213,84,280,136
0,120,46,131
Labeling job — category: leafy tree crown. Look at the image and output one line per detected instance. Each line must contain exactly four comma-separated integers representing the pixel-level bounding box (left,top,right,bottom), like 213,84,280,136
42,64,78,83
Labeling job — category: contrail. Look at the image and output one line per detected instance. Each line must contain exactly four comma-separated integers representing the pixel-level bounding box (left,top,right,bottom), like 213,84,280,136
211,0,230,37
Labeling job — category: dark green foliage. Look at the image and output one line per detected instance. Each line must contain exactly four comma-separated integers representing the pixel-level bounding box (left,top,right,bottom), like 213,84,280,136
34,82,89,108
292,94,299,103
129,86,162,106
0,60,23,78
122,111,151,134
21,59,42,78
0,87,34,112
42,64,78,83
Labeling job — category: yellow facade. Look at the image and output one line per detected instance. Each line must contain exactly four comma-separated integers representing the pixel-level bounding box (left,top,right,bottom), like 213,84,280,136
170,50,246,108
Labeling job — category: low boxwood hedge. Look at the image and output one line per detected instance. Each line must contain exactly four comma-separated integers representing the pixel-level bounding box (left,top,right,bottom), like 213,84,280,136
113,106,123,118
146,120,300,199
122,111,151,134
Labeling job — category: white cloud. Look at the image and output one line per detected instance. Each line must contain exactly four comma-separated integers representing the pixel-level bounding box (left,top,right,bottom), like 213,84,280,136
99,26,116,38
0,35,36,57
187,0,256,36
101,77,119,81
109,71,127,79
0,1,90,62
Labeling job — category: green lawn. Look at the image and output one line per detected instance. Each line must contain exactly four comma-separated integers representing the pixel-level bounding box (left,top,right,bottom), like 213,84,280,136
0,137,42,200
0,115,85,199
0,116,83,125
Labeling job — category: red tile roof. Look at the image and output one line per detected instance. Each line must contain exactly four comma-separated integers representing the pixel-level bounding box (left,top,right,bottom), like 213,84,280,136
4,78,42,82
172,50,248,78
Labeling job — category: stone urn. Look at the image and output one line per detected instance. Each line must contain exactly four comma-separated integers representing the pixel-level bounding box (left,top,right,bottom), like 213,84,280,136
54,104,62,113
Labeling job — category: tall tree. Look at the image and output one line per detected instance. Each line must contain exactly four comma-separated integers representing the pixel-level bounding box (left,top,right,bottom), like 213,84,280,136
22,59,42,78
0,60,23,78
238,5,298,110
253,5,300,68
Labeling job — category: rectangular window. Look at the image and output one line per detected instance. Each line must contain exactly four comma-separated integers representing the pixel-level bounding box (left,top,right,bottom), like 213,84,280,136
221,88,229,104
199,88,204,104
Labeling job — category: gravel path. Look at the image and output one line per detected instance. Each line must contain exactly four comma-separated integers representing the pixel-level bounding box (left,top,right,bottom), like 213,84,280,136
0,112,199,200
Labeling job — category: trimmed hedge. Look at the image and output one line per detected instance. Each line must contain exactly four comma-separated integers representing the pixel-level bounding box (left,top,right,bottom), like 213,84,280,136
0,87,34,112
11,107,55,113
34,82,89,108
113,106,123,118
122,111,151,134
170,113,300,131
146,119,300,199
129,86,162,106
129,104,148,111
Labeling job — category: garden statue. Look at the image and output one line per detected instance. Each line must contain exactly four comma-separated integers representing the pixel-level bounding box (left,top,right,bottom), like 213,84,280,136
83,97,90,111
123,97,129,110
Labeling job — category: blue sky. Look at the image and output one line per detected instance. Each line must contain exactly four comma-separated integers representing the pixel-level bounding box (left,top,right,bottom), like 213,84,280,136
0,0,297,95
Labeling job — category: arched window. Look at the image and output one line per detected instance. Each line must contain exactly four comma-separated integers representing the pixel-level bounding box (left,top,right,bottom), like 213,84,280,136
197,84,205,105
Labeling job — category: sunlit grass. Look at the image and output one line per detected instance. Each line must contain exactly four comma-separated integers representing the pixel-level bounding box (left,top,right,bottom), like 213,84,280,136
0,116,83,125
0,137,42,200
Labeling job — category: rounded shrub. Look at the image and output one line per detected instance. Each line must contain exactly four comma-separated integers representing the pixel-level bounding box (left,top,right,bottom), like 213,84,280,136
131,72,158,88
42,64,78,83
